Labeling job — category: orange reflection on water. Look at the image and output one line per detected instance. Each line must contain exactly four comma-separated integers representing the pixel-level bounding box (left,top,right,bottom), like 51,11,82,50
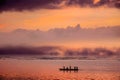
0,59,120,80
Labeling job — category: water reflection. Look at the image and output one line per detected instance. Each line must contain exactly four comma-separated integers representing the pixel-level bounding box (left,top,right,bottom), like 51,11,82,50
0,59,120,80
59,70,78,73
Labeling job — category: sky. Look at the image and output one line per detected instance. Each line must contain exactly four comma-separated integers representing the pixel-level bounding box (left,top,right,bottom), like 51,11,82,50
0,0,120,32
0,0,120,48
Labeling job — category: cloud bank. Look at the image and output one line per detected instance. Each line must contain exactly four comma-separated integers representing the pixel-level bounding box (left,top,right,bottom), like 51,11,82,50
0,0,119,12
0,46,120,59
0,24,120,47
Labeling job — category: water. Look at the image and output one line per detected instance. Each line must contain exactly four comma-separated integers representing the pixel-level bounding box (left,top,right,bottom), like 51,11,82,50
0,58,120,80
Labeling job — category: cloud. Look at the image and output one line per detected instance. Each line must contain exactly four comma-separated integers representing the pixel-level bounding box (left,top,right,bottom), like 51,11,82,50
0,0,119,12
0,46,60,56
0,46,119,59
0,0,62,12
65,0,120,8
0,24,120,47
94,0,120,8
65,0,94,7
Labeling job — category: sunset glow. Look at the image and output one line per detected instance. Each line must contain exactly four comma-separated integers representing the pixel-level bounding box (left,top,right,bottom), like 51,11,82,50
0,7,120,32
0,0,120,80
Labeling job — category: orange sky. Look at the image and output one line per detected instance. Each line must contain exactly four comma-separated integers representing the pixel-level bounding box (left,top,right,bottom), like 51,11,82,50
0,7,120,32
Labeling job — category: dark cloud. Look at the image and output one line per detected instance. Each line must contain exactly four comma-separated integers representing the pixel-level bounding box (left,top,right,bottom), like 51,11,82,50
65,0,94,7
0,0,62,12
0,46,119,59
94,0,120,8
0,46,60,55
0,0,119,12
66,0,120,8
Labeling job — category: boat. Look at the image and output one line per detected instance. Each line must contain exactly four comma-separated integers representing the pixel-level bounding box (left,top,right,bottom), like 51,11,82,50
59,66,79,71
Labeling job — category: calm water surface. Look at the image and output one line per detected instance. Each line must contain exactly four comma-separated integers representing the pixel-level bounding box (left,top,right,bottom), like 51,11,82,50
0,58,120,80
